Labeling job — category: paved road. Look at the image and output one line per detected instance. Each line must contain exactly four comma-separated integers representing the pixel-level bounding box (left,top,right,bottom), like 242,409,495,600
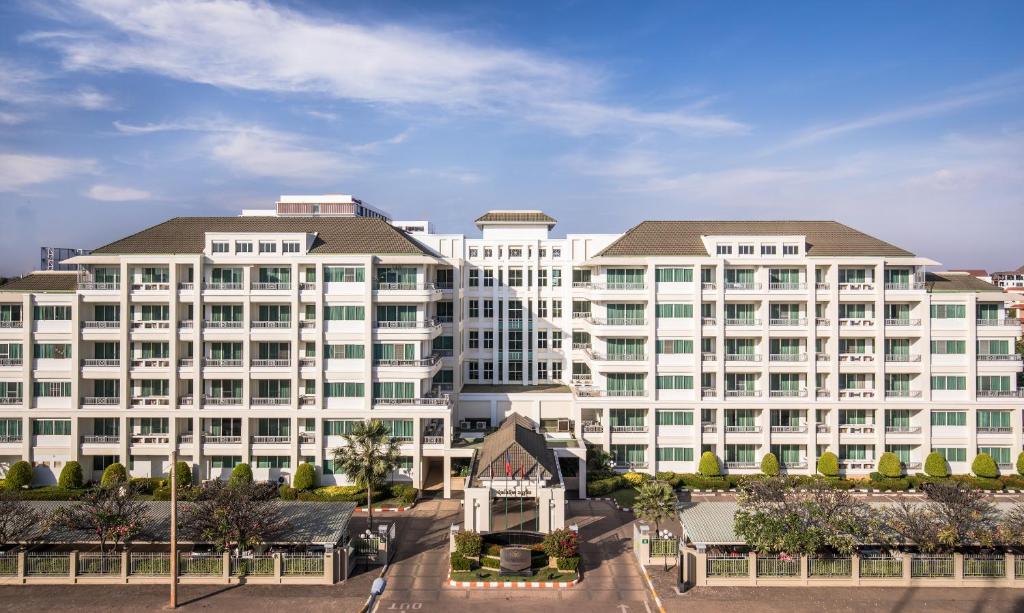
373,498,656,613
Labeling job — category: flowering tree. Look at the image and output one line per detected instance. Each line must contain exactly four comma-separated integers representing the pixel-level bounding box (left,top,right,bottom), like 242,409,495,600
0,489,39,546
883,481,998,552
50,483,146,553
541,528,578,559
181,480,284,553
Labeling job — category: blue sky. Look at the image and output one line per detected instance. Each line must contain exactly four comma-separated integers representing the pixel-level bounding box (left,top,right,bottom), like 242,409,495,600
1,0,1022,275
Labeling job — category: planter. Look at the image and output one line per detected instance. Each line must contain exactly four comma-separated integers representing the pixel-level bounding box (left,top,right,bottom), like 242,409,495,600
450,476,466,491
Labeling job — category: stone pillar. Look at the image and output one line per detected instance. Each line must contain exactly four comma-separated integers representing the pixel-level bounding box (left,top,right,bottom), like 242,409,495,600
443,455,452,499
222,551,231,582
69,550,78,579
577,456,587,499
120,550,129,581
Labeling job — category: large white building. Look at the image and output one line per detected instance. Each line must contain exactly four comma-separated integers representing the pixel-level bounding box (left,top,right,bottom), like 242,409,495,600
1,196,1021,496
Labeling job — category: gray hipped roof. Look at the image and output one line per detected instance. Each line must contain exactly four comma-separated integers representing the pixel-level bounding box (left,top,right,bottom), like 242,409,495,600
471,415,560,486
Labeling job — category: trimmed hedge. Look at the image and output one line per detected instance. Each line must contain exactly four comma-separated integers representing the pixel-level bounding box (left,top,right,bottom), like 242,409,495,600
293,463,316,491
655,472,685,489
390,483,417,505
587,476,625,497
450,553,473,571
817,452,839,478
129,477,164,495
228,463,253,487
278,485,298,500
924,452,949,478
296,485,389,503
698,452,721,477
454,530,483,558
877,452,903,478
557,556,581,571
972,453,999,479
760,453,780,477
100,463,128,486
622,472,649,487
5,461,33,489
480,556,500,569
15,486,86,501
58,461,83,489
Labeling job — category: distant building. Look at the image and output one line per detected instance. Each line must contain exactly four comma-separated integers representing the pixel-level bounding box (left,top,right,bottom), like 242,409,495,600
40,247,91,271
990,265,1024,324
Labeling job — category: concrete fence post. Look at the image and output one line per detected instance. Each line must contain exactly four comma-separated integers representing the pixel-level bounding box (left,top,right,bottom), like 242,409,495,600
449,524,459,553
851,553,860,584
120,550,129,582
222,551,230,582
954,553,964,583
273,553,282,582
17,551,25,582
902,553,911,585
748,552,757,584
69,550,78,579
800,554,809,585
1007,553,1016,584
323,550,334,585
696,549,707,587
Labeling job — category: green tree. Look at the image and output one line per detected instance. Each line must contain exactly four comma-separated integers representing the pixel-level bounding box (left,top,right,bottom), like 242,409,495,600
633,481,677,533
293,462,316,491
698,451,720,477
0,489,40,545
181,480,284,554
924,452,949,478
877,452,903,479
229,463,254,487
173,461,192,488
760,453,780,477
972,453,999,479
331,420,401,530
1016,452,1024,477
816,452,839,478
58,461,83,489
4,461,33,489
100,462,128,486
49,483,146,553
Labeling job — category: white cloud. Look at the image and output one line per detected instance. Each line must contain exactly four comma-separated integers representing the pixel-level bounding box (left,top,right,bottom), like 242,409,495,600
0,111,27,125
407,167,485,184
208,127,360,182
30,0,746,136
0,56,115,111
0,153,97,191
86,183,151,201
70,87,116,110
349,130,411,154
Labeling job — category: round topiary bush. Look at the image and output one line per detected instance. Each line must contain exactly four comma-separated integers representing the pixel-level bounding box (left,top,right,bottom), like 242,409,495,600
58,461,83,489
228,463,253,487
4,460,33,489
760,453,780,477
293,462,316,491
698,451,720,477
925,452,949,478
816,452,839,478
454,530,482,558
173,461,192,488
100,462,128,486
972,453,999,479
1017,452,1024,477
877,452,903,479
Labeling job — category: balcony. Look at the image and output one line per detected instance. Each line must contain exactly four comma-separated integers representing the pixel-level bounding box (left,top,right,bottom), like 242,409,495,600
815,318,830,326
586,317,646,326
251,359,291,367
885,319,921,327
178,358,194,367
589,283,646,291
251,283,291,291
613,461,649,470
885,426,922,434
177,282,194,291
885,354,921,363
573,387,647,398
0,321,23,329
838,389,876,398
0,435,22,444
725,390,761,398
203,435,242,444
251,321,291,329
131,321,170,330
82,321,119,330
82,359,120,367
131,396,170,406
203,358,243,367
179,395,193,406
251,397,291,406
132,434,170,445
702,423,717,433
701,388,717,398
372,355,441,367
82,396,119,406
725,461,757,469
838,424,876,434
203,396,243,406
571,311,591,320
724,282,762,291
610,425,648,433
978,354,1022,361
815,282,829,291
724,425,761,433
178,434,194,445
78,282,119,291
702,352,716,361
815,353,830,361
131,283,170,291
816,424,830,433
724,318,760,326
838,282,874,291
585,351,646,362
582,421,604,433
780,461,808,469
298,357,316,368
252,435,290,444
978,390,1024,398
769,389,808,398
816,389,830,398
203,320,243,329
571,374,592,385
0,358,22,367
374,395,451,406
300,395,317,406
701,282,716,290
838,353,874,362
179,320,194,330
725,353,761,362
770,425,807,433
374,319,439,329
884,390,922,398
299,282,317,291
131,358,169,368
769,318,807,327
977,426,1013,433
571,281,593,289
202,282,243,291
422,435,446,445
299,432,316,444
838,318,873,327
769,353,807,362
299,320,317,329
768,283,807,291
839,460,874,470
373,282,439,291
701,317,717,326
82,435,120,444
977,318,1020,327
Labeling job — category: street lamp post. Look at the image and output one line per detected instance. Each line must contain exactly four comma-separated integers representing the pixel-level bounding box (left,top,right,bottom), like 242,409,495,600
169,450,177,609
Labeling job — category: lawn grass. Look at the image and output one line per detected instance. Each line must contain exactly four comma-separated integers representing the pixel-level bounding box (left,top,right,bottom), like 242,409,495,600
450,567,577,583
610,487,638,508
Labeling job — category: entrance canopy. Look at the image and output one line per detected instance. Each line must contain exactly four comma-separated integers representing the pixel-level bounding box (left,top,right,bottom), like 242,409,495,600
470,414,560,487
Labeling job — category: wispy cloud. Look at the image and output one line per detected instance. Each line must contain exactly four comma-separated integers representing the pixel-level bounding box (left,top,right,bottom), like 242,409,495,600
0,56,115,112
29,0,746,136
86,183,151,201
349,130,411,154
0,152,97,191
771,70,1024,151
407,167,485,184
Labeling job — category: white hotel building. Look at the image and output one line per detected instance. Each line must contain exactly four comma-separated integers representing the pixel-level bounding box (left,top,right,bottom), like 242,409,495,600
0,195,1021,496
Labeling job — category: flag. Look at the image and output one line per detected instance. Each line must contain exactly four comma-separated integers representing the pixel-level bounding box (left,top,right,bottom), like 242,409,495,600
505,449,512,477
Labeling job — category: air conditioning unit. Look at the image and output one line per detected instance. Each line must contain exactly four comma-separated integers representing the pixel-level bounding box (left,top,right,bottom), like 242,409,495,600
459,421,472,430
557,419,571,432
475,421,488,430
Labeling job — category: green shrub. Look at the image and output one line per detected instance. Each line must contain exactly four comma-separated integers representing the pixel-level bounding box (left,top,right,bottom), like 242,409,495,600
557,556,581,571
1017,452,1024,477
587,476,624,497
129,477,163,494
100,463,128,486
292,462,316,491
972,453,999,479
480,556,500,569
454,530,483,558
278,485,298,500
297,485,389,503
678,474,728,490
760,453,780,477
173,461,192,488
450,553,473,571
542,528,578,558
15,486,82,500
1002,475,1024,490
698,452,720,477
877,452,903,478
153,486,171,501
655,472,684,489
58,461,83,489
924,452,949,478
622,472,649,487
389,483,417,505
816,452,839,478
5,461,32,489
828,478,855,490
483,543,502,557
870,477,909,491
228,463,253,487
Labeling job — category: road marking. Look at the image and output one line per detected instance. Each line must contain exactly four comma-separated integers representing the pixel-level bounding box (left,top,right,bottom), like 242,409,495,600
385,603,422,610
643,600,652,613
617,606,630,613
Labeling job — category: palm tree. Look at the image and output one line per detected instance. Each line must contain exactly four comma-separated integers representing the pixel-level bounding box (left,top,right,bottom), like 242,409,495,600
331,420,402,531
633,480,677,533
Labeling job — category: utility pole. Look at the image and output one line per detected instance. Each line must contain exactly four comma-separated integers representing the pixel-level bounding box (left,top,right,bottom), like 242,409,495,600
169,450,177,609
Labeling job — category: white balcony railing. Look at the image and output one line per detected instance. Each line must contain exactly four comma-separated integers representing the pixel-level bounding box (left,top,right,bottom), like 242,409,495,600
203,321,244,329
202,282,243,290
586,317,646,326
977,318,1019,327
251,283,291,291
82,396,119,405
79,282,119,291
885,426,922,434
251,321,291,329
725,390,761,398
724,425,761,433
203,358,243,367
884,390,922,398
769,318,807,327
885,354,921,362
725,282,762,290
769,389,808,398
770,425,807,433
82,435,120,444
977,390,1024,398
203,396,243,406
203,435,242,444
768,283,806,290
82,321,119,329
252,436,290,444
769,353,807,362
724,318,760,326
251,397,291,406
82,359,120,367
725,353,761,362
131,321,170,330
885,318,921,327
375,319,438,329
251,359,291,367
0,358,23,367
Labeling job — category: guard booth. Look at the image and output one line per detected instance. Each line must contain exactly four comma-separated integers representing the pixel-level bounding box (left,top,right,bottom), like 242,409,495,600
462,415,567,533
